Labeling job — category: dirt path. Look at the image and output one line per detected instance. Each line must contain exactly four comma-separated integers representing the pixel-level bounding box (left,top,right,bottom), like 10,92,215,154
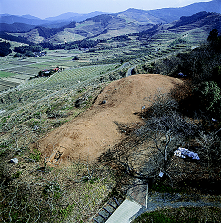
38,74,183,165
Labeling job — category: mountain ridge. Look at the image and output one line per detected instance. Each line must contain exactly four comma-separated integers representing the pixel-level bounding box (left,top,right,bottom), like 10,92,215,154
1,0,221,44
0,14,47,25
1,0,221,27
5,11,220,45
148,0,221,23
45,11,107,22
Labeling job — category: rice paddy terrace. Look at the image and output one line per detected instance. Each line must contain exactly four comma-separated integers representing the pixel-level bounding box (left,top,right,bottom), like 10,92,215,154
0,23,208,93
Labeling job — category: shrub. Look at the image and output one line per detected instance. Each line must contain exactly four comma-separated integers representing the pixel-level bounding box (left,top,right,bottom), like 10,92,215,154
14,52,23,57
25,51,35,57
212,66,221,87
30,148,41,161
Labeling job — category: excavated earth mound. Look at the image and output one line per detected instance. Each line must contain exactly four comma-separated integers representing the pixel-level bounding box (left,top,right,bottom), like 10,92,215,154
37,74,183,165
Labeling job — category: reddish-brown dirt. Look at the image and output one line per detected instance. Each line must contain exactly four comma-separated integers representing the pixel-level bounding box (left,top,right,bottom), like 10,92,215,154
37,74,183,165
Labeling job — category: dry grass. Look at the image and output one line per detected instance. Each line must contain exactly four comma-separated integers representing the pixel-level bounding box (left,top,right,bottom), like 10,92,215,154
0,156,116,222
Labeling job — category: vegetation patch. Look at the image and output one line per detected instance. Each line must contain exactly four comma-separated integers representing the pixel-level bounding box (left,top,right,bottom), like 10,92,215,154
133,207,221,223
30,148,41,162
0,71,16,78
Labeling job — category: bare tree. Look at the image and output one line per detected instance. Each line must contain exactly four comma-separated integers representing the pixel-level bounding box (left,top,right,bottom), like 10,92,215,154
137,92,198,171
196,128,221,167
99,91,199,191
137,112,198,171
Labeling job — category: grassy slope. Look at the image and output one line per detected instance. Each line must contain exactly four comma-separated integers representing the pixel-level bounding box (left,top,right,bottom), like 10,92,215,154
0,60,129,222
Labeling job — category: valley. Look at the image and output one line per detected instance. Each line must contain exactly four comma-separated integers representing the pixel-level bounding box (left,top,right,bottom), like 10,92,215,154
1,11,216,92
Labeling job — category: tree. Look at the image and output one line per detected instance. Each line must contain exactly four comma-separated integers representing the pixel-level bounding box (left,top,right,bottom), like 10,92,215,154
207,29,221,51
14,53,23,57
25,51,35,57
207,29,219,42
137,107,198,171
195,81,221,118
72,56,79,60
0,41,12,57
196,129,221,168
14,45,43,56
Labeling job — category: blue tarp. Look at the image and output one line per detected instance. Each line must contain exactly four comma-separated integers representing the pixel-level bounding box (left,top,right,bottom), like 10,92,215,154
174,147,200,160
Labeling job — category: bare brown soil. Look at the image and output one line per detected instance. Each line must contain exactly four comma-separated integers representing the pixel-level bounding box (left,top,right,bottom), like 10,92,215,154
37,74,183,165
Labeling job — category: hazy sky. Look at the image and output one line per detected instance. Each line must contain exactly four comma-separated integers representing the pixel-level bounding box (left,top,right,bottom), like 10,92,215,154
0,0,212,19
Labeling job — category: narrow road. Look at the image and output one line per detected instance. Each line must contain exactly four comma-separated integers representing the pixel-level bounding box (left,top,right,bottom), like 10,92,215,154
105,192,221,223
126,66,135,77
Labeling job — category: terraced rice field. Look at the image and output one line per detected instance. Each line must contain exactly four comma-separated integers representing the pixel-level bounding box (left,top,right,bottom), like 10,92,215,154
0,24,209,93
19,63,120,91
0,50,83,92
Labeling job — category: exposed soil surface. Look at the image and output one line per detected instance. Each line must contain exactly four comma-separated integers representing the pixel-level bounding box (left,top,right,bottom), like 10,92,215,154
37,74,183,165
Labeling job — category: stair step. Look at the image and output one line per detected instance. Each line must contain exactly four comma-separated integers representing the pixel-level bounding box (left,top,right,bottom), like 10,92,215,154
92,196,124,223
103,207,112,215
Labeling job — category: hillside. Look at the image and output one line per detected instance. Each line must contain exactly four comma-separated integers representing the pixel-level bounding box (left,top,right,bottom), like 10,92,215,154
1,39,221,220
115,0,221,25
45,11,107,22
0,4,221,222
1,11,219,94
8,11,221,44
10,14,153,43
168,11,221,32
0,12,107,26
135,11,221,46
115,8,166,25
0,14,46,25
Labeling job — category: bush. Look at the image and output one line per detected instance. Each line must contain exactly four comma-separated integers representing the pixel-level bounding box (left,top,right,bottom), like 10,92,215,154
135,92,200,174
25,51,35,57
72,56,79,60
195,81,221,117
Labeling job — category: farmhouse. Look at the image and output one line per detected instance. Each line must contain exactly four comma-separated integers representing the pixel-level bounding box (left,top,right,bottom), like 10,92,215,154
33,51,47,57
37,67,60,77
